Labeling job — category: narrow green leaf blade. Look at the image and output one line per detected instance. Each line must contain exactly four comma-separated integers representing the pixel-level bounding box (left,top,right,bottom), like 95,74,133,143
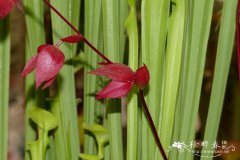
175,0,214,159
51,0,81,159
102,0,126,159
0,17,10,160
23,0,46,159
125,0,139,159
201,1,237,159
160,1,185,159
141,0,170,159
83,0,104,155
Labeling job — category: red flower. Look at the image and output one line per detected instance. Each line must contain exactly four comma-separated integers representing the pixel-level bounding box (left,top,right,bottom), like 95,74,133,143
21,45,64,89
89,63,149,99
0,0,23,19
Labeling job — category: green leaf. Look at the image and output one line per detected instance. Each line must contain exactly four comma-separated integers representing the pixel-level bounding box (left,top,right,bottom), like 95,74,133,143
28,140,42,160
23,0,46,159
64,52,86,73
83,0,104,155
175,0,214,159
141,0,170,159
50,0,81,159
102,0,127,159
29,107,58,131
79,154,99,160
0,17,10,160
82,123,108,138
28,107,58,160
201,0,237,159
160,1,185,159
80,123,109,160
125,0,139,159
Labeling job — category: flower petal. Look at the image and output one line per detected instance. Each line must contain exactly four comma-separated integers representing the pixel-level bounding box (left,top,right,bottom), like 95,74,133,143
35,45,64,87
41,76,56,89
134,64,150,89
61,34,83,43
37,44,45,53
0,0,15,19
21,55,38,77
96,81,133,100
89,63,135,83
36,78,42,89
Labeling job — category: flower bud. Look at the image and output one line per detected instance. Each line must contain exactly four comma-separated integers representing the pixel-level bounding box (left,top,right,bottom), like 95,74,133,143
134,64,150,90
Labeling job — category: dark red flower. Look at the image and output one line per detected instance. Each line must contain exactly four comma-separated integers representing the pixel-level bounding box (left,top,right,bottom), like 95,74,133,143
89,63,149,100
21,45,64,89
0,0,23,19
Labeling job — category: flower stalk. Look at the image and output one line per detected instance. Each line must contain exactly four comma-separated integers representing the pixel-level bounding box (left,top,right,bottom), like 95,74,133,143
41,0,167,159
43,0,112,64
139,89,168,160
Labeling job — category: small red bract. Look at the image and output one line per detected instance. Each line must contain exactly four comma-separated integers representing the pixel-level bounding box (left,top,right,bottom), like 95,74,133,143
89,63,149,99
61,34,83,43
21,45,65,89
0,0,23,19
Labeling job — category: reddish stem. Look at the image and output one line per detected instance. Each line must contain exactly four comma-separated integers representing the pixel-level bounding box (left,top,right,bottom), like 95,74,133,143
237,0,240,79
43,0,80,34
43,0,112,64
139,89,168,160
43,1,166,158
